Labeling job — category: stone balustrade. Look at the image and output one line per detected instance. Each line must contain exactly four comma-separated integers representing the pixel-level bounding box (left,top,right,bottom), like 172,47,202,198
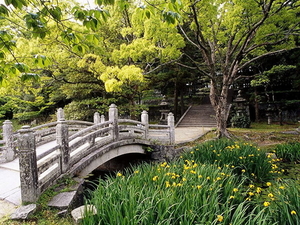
1,104,174,203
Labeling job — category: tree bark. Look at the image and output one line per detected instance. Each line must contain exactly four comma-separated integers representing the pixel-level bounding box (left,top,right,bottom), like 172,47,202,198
209,80,231,138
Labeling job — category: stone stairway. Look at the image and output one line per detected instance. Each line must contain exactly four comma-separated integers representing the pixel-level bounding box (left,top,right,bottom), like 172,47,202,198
176,104,217,127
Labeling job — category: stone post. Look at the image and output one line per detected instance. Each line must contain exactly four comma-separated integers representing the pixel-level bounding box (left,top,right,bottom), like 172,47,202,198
168,112,175,144
17,125,39,203
2,120,14,162
57,108,64,121
100,115,105,123
56,108,69,173
94,112,101,124
141,111,149,139
109,104,119,141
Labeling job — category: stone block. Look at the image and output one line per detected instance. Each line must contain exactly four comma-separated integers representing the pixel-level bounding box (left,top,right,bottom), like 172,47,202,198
48,191,77,210
10,204,36,220
71,205,97,224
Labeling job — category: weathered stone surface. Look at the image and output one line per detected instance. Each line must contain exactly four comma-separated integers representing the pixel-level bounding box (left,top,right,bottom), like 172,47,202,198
48,191,77,209
57,209,68,218
10,204,36,220
71,205,97,224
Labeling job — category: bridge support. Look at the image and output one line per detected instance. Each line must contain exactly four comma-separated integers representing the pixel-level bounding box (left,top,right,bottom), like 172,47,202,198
1,120,14,162
17,125,39,203
141,111,149,139
56,108,69,173
109,104,119,141
168,113,175,144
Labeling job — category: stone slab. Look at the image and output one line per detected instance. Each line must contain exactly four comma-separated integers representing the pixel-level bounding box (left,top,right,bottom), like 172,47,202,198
48,191,77,209
0,168,21,205
71,205,97,224
10,204,36,220
0,200,18,222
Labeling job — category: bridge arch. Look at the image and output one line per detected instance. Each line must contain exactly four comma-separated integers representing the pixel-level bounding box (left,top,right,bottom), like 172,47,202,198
68,138,152,177
79,144,146,177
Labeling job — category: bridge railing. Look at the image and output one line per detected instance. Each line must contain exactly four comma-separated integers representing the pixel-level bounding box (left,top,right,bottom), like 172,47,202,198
0,120,16,163
4,104,174,203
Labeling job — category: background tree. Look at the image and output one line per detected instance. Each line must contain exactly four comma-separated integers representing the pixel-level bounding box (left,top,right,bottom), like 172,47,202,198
151,0,300,137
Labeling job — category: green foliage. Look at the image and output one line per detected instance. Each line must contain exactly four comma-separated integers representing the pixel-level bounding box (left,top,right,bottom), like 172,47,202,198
64,98,116,121
84,162,266,224
231,114,251,128
184,139,275,183
275,142,300,163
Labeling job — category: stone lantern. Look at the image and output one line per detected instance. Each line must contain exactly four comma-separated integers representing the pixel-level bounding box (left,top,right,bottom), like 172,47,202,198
159,96,169,124
231,90,250,128
234,90,248,117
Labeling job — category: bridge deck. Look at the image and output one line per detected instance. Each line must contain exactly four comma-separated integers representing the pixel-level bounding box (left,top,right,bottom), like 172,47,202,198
0,127,212,217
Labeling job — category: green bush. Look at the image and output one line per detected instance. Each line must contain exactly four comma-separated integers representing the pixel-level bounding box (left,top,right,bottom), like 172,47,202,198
275,142,300,163
231,114,251,128
182,139,276,183
83,162,270,225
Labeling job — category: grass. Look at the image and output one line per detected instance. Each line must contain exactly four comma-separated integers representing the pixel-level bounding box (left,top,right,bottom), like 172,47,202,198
1,176,77,225
81,130,300,224
1,122,300,224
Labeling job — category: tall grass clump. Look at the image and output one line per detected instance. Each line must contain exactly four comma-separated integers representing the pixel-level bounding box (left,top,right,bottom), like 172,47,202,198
274,142,300,163
183,139,278,183
253,180,300,225
82,160,271,225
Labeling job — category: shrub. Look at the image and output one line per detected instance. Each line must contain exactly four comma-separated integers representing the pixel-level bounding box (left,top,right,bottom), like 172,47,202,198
83,162,271,225
274,142,300,163
231,114,251,128
183,139,276,183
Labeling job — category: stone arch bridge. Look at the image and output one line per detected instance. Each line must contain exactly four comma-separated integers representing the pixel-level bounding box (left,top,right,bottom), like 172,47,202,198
0,104,175,204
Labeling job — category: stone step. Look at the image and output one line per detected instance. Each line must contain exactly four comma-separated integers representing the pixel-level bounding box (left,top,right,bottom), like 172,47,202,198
177,104,216,127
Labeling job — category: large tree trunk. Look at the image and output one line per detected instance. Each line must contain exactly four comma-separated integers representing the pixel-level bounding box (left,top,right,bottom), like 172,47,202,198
209,80,231,138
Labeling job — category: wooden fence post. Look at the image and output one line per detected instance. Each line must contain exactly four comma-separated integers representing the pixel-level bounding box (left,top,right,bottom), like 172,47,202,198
109,104,119,141
168,112,175,144
56,108,69,173
17,125,39,203
141,111,149,139
2,120,14,162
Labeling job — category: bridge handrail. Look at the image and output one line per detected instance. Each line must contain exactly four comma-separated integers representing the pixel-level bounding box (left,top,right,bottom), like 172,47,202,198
12,104,175,203
31,121,58,131
118,118,145,125
69,121,112,141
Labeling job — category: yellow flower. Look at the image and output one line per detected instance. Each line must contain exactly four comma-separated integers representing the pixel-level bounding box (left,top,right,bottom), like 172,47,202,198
233,188,239,192
256,187,262,193
152,176,158,181
291,210,297,215
241,169,246,173
117,172,123,177
197,185,202,189
249,184,255,188
266,182,272,187
268,193,274,198
134,170,139,174
248,192,254,196
229,195,235,199
198,175,203,178
165,181,171,188
217,215,223,222
263,201,270,207
279,186,285,189
207,176,211,180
